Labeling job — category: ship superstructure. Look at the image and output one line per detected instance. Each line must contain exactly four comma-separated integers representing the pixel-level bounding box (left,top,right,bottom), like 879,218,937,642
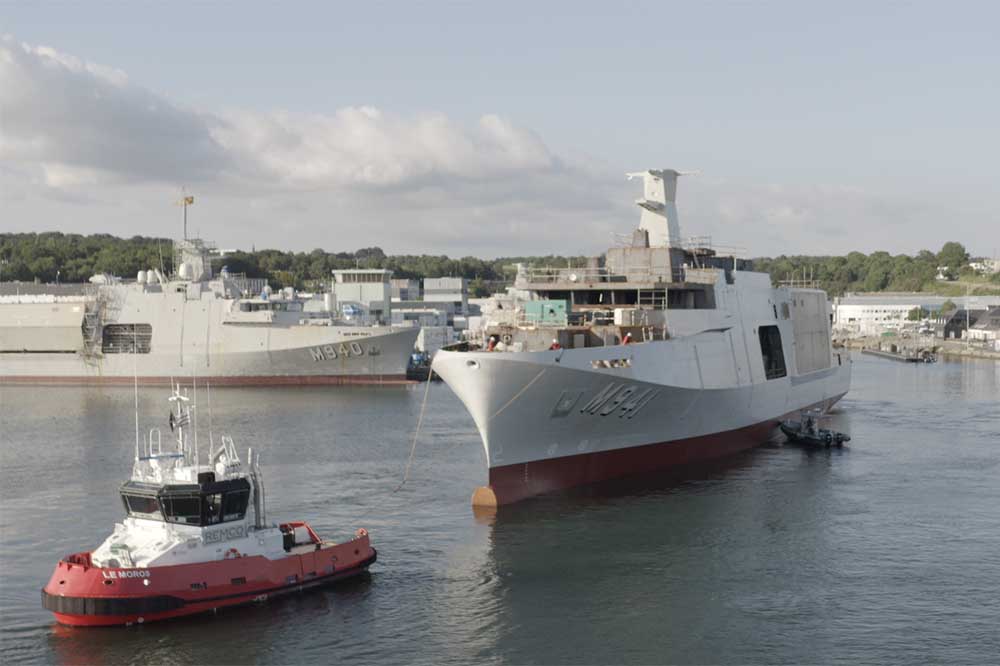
1,238,418,384
432,170,852,505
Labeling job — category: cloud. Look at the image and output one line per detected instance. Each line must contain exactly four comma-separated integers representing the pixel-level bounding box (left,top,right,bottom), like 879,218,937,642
0,37,569,195
0,37,231,185
0,36,632,255
214,108,559,189
678,178,954,257
1,36,982,258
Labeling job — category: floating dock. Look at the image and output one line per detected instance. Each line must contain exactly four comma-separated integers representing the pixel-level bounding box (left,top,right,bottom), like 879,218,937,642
861,349,935,363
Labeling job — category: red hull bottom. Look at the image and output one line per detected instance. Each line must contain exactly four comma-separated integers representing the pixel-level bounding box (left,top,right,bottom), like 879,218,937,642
44,551,376,627
48,554,376,627
1,374,411,387
481,395,847,506
43,529,376,627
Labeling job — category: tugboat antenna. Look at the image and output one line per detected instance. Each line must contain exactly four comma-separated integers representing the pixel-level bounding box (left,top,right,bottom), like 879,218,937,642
133,326,140,460
207,381,215,451
192,358,199,470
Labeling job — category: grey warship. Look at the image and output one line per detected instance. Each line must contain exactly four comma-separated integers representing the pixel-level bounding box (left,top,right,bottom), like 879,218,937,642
0,238,418,385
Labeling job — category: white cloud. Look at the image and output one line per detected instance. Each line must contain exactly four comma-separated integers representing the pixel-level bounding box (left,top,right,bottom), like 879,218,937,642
0,36,567,195
212,107,558,189
1,36,985,258
0,36,230,185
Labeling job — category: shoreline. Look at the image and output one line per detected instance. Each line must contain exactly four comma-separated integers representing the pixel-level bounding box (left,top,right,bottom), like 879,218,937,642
838,337,1000,361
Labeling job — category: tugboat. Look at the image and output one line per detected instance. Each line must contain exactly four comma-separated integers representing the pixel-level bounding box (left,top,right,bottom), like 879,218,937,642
780,413,851,448
41,385,376,627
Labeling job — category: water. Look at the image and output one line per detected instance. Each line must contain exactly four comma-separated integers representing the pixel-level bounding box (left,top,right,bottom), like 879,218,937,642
1,353,998,665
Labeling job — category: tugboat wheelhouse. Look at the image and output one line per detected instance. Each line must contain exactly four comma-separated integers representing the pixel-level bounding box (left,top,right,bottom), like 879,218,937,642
119,477,251,525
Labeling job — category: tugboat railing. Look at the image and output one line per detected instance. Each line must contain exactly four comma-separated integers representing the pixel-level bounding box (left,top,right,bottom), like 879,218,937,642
137,427,182,461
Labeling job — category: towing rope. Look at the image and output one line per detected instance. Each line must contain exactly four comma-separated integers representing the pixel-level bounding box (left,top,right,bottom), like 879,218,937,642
352,368,436,526
392,368,434,493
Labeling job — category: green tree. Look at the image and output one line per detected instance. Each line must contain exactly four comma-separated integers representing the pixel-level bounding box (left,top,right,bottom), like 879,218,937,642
939,299,957,313
862,264,890,292
937,242,968,271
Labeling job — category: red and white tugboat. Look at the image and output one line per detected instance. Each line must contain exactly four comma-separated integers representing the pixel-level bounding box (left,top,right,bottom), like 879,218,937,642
41,385,376,627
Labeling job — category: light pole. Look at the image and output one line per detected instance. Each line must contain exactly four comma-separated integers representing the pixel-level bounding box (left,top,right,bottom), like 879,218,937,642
177,189,194,240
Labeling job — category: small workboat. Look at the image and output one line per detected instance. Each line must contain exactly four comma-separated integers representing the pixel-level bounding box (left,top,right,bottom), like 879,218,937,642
780,415,850,447
42,385,376,627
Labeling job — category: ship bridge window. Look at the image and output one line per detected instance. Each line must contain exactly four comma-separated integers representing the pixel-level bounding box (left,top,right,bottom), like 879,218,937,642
203,493,223,525
159,481,251,526
222,489,250,521
102,324,152,354
758,325,787,380
122,494,162,521
161,495,202,525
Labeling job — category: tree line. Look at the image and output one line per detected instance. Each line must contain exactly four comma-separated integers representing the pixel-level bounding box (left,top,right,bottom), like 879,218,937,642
753,241,997,295
2,232,993,297
0,232,586,297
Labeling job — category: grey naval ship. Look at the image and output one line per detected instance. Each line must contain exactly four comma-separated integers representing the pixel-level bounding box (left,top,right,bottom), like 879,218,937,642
432,169,852,505
1,238,419,385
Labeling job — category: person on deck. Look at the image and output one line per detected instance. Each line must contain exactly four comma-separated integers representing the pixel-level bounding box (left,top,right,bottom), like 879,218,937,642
487,336,499,352
622,332,633,345
549,339,561,350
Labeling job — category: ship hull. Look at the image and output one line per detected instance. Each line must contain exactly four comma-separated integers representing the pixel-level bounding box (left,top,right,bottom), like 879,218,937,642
1,373,409,386
485,394,844,505
433,340,852,505
1,326,419,386
42,536,376,627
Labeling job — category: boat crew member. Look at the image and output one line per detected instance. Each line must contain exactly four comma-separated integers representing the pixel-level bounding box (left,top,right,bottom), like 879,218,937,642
622,332,633,345
549,339,561,350
487,335,499,352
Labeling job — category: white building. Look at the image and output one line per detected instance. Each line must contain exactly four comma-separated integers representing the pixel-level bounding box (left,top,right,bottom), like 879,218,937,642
416,326,456,354
391,307,449,328
332,269,393,324
390,278,421,301
969,259,1000,275
832,293,1000,337
423,277,468,315
967,307,1000,350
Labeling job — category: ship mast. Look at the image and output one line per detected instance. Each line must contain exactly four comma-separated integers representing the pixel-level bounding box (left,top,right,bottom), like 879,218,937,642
626,169,695,248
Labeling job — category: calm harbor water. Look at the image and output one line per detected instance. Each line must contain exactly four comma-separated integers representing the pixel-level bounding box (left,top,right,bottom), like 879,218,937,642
1,352,998,665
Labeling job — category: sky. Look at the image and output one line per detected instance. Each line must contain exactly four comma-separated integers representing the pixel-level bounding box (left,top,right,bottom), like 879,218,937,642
1,1,998,259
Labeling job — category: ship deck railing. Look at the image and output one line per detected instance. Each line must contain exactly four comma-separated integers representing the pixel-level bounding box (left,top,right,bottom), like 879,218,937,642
517,266,690,285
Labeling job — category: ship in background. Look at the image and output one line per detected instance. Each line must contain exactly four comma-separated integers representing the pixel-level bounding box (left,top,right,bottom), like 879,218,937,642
432,169,852,506
0,238,419,385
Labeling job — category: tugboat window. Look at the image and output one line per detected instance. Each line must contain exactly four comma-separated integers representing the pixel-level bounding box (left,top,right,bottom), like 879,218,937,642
758,325,787,380
162,496,201,524
203,493,223,525
122,494,162,520
222,490,249,521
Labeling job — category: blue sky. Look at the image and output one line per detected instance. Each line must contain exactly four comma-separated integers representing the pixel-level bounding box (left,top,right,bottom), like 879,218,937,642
2,2,998,258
